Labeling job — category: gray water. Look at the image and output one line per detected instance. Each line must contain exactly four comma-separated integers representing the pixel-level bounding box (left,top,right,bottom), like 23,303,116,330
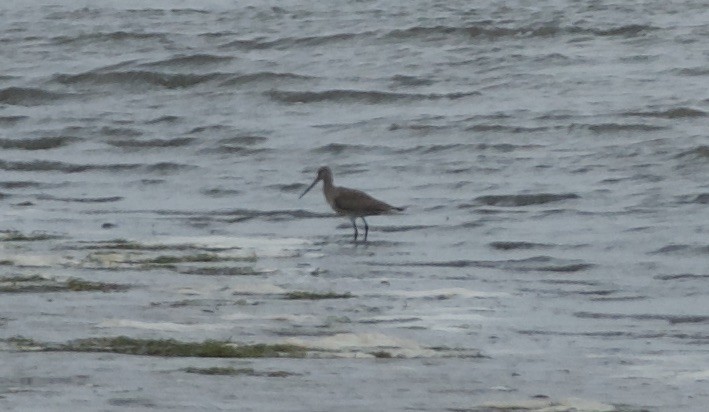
1,0,708,410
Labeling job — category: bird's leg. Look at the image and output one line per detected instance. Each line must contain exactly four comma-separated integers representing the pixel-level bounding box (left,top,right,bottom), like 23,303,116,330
361,217,369,241
350,217,358,241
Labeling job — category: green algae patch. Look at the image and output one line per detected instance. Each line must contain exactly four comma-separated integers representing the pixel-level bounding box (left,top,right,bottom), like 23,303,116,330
65,278,128,292
0,231,61,242
1,274,46,282
82,239,175,251
143,253,223,265
0,275,128,293
183,266,262,276
134,253,257,269
370,350,393,358
7,336,42,346
4,336,45,351
284,291,353,300
55,336,307,358
78,240,259,272
182,366,297,377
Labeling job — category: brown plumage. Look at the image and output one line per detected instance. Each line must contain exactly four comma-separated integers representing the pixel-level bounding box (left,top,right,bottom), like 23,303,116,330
299,166,404,241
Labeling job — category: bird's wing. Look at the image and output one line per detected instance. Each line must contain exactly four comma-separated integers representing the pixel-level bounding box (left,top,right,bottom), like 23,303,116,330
334,187,396,215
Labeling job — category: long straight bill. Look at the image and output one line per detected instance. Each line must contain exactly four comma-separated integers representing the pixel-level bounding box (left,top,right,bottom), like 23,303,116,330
299,177,320,199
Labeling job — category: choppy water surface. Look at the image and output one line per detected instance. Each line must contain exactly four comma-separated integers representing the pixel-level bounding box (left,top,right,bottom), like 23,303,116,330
1,0,708,410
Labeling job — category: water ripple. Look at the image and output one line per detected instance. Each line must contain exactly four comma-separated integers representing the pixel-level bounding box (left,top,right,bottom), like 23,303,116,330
0,87,73,106
266,89,479,104
473,193,580,207
0,136,79,150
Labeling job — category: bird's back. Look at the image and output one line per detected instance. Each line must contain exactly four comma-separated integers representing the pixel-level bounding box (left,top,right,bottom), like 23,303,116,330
331,186,403,217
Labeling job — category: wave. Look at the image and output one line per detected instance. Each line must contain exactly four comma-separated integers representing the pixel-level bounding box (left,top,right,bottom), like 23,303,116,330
674,67,709,76
105,137,194,149
144,162,197,174
375,225,435,233
408,143,477,155
572,123,667,133
37,195,123,203
0,160,195,174
574,311,709,325
0,136,78,150
203,208,331,222
466,124,549,133
50,23,655,61
0,116,27,125
0,87,72,106
654,273,709,281
69,66,281,92
217,135,268,146
206,136,270,155
398,256,593,273
213,23,653,53
53,71,227,89
390,75,435,87
675,145,709,159
138,54,234,68
588,24,654,36
219,32,365,51
0,181,47,189
201,188,242,198
187,125,232,135
51,31,168,45
489,241,552,251
395,143,540,155
650,244,709,256
219,72,314,87
266,89,479,104
677,193,709,204
624,107,707,118
101,126,142,137
499,256,594,273
383,23,656,41
386,25,531,40
387,123,451,134
475,193,579,207
203,146,270,156
266,183,302,193
312,143,394,155
145,115,181,124
0,160,137,173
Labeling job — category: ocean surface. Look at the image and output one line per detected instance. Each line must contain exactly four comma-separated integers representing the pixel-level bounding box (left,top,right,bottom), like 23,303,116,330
1,0,708,410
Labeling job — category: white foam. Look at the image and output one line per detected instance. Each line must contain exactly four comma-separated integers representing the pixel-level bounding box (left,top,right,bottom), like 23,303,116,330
221,312,320,324
144,235,309,257
84,252,131,267
388,287,507,299
96,319,231,332
230,282,286,295
1,254,69,267
489,385,515,392
360,311,487,332
675,369,709,382
547,398,616,412
480,398,615,412
176,287,209,296
284,332,438,358
480,399,553,409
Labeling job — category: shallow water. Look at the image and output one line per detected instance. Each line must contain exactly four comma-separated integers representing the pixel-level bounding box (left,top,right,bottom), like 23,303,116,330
1,0,708,411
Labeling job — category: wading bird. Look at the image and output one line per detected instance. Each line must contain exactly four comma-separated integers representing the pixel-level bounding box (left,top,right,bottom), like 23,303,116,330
299,166,404,241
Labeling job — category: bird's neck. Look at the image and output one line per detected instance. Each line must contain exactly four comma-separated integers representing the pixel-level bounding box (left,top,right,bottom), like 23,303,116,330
322,176,334,191
321,176,336,204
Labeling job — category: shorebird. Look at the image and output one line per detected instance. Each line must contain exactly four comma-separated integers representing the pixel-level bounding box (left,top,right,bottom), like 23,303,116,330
299,166,404,241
